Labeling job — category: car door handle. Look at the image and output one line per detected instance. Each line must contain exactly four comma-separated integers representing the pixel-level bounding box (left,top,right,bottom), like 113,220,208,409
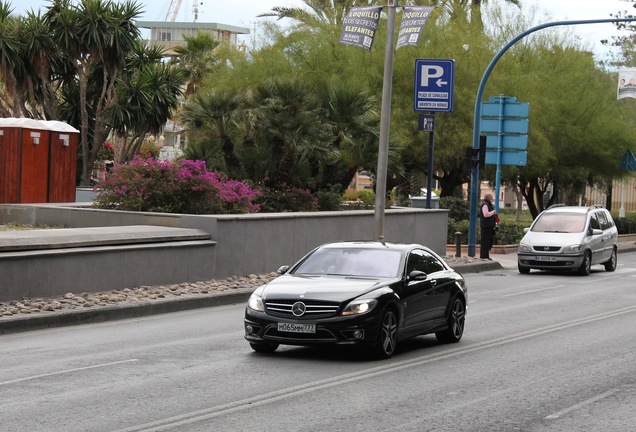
430,280,437,286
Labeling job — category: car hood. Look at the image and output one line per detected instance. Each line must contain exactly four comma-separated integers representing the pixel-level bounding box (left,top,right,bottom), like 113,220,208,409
260,274,397,303
522,231,585,247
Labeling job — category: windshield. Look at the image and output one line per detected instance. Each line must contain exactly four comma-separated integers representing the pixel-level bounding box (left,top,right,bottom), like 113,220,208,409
531,213,586,233
293,247,403,278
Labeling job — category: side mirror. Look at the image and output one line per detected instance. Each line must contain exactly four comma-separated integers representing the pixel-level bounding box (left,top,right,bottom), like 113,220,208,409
523,227,530,233
591,228,603,236
277,265,290,275
407,270,427,281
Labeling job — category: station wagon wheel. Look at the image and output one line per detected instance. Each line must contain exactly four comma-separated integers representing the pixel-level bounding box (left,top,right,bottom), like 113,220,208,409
373,309,398,359
518,264,530,274
604,248,617,272
577,251,592,276
249,342,279,353
435,296,465,344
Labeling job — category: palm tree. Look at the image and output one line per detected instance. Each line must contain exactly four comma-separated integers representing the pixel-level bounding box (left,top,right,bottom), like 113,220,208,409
45,0,142,185
252,77,334,190
106,43,186,162
258,0,376,28
314,79,380,192
180,89,248,178
172,32,220,96
0,2,25,117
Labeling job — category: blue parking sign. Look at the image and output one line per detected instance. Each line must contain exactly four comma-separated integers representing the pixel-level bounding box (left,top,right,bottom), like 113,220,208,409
414,59,455,112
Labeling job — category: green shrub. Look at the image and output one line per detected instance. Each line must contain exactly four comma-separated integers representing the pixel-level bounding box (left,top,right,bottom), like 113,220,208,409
254,185,318,212
316,185,344,211
447,219,526,245
615,215,636,234
440,196,469,222
447,219,469,244
93,158,260,214
357,189,375,207
495,221,526,245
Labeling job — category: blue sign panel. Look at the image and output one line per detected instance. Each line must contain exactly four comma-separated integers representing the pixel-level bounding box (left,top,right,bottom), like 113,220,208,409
480,118,529,134
485,135,528,150
418,114,435,131
481,101,529,118
485,150,527,166
414,59,455,112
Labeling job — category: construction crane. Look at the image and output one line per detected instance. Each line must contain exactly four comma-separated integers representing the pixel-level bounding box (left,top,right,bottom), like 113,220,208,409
164,0,183,22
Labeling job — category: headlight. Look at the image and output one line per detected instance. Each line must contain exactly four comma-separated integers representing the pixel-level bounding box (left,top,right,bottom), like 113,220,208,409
247,294,264,312
518,242,531,253
563,244,583,253
342,299,378,316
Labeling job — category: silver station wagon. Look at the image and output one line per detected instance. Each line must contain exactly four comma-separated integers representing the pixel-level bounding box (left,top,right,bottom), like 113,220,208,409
517,205,618,275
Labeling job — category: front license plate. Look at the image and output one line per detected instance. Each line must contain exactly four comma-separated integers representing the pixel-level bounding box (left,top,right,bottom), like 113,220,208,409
535,256,557,262
277,322,316,333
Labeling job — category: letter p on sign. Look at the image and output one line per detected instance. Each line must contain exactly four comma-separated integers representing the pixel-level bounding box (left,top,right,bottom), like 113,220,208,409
419,65,443,87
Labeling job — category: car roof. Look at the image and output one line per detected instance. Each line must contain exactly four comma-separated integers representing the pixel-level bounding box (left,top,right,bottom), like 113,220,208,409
318,241,426,253
542,205,606,214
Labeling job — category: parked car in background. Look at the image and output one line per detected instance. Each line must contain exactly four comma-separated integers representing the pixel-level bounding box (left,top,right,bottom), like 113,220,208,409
244,241,467,359
517,205,618,275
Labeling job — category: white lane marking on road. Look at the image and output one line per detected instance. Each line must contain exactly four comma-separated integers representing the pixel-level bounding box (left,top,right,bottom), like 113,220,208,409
113,305,636,432
502,285,564,297
0,359,139,386
545,388,618,419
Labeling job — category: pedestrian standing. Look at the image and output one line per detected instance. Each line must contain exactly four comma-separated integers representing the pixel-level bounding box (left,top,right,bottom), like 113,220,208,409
479,193,497,260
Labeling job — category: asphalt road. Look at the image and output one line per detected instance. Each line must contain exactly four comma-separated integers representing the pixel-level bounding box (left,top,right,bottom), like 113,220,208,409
1,253,635,432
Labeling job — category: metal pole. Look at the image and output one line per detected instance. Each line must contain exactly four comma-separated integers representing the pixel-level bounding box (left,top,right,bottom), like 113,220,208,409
373,1,397,240
426,113,435,208
467,18,636,257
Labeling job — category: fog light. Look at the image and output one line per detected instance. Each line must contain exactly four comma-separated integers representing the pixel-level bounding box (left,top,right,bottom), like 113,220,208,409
245,325,254,335
353,330,364,340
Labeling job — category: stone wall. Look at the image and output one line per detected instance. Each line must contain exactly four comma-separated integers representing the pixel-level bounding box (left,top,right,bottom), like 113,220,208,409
0,204,448,301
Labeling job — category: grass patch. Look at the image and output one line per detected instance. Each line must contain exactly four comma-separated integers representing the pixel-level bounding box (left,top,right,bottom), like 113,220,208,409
0,222,66,231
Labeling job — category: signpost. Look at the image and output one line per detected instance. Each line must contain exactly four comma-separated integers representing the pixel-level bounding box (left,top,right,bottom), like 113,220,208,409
414,59,454,208
479,95,529,212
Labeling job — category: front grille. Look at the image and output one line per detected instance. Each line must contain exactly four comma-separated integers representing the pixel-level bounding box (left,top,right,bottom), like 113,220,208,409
265,299,340,319
533,246,561,252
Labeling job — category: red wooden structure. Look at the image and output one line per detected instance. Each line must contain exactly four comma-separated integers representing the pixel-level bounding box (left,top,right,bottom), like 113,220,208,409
0,118,79,204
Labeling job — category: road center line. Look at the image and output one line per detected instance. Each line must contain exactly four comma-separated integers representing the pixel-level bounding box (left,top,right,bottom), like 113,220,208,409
503,285,564,297
545,388,618,419
113,304,636,432
0,359,139,386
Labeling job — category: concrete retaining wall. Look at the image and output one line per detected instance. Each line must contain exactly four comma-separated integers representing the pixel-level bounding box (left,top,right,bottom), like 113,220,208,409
0,204,448,301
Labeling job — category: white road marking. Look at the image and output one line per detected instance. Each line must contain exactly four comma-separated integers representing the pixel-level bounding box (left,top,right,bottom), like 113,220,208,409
502,285,564,297
114,305,636,432
545,388,618,419
0,359,139,386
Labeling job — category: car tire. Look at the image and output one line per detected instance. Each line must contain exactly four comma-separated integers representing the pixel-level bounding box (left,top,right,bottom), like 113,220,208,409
435,296,466,344
372,308,398,359
603,248,617,272
577,251,592,276
249,342,279,353
518,263,530,274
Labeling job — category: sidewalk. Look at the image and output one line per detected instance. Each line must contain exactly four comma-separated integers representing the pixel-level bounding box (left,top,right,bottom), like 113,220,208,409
1,241,634,335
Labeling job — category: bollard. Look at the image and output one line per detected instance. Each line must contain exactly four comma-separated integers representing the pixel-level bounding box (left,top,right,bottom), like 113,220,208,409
455,231,462,257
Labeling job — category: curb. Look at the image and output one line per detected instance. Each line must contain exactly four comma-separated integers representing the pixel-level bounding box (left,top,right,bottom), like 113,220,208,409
0,288,254,335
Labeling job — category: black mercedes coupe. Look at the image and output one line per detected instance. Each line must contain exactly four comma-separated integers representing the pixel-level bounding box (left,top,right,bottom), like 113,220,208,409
244,241,467,359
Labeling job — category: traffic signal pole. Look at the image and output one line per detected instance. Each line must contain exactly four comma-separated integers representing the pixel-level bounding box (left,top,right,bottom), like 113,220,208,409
467,17,636,257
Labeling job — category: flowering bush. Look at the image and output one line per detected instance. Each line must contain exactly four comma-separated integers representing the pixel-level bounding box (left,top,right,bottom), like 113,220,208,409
97,141,114,161
93,158,261,214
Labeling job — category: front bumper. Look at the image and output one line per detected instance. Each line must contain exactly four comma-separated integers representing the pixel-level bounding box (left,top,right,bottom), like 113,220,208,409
244,309,381,347
518,253,584,271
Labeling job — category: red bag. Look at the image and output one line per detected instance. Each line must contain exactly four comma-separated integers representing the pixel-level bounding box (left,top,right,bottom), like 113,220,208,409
495,215,500,223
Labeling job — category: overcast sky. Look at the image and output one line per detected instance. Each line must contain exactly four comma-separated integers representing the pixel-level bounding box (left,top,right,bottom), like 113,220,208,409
10,0,633,57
